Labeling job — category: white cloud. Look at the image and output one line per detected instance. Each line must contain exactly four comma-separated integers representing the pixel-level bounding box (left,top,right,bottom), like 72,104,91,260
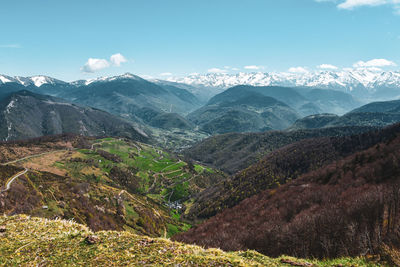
160,72,173,76
343,67,354,71
224,66,240,71
338,0,386,9
318,64,339,70
288,67,309,73
81,58,110,73
207,68,227,74
81,53,128,73
353,58,397,68
141,74,154,80
244,65,263,70
367,67,384,72
315,0,400,13
110,53,127,66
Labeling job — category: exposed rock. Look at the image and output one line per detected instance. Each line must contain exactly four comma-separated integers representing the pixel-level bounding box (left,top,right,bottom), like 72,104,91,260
85,235,100,245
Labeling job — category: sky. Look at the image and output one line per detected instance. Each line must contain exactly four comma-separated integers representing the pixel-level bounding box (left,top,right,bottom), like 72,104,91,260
0,0,399,81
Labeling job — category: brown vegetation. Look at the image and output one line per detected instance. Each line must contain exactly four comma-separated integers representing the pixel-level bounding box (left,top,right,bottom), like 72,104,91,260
184,126,377,175
0,134,93,163
0,167,172,236
187,123,400,220
175,128,400,259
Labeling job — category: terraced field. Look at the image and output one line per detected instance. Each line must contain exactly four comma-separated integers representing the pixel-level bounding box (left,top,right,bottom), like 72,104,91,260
10,137,224,233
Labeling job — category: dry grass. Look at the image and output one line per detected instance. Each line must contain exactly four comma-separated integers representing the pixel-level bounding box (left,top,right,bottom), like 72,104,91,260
18,151,70,176
0,215,384,267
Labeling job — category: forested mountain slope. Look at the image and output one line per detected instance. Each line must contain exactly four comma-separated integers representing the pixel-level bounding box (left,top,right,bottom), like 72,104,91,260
176,124,400,259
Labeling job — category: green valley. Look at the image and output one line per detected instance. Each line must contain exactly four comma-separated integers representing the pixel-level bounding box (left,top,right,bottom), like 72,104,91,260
0,135,224,239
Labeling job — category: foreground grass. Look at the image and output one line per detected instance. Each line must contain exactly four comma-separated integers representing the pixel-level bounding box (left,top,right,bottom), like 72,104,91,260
0,215,382,266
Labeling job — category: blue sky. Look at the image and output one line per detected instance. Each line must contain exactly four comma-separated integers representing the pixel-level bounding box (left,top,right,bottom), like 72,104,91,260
0,0,399,81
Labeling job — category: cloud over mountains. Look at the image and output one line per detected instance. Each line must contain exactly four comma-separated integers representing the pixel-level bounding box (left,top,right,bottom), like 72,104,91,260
81,53,128,73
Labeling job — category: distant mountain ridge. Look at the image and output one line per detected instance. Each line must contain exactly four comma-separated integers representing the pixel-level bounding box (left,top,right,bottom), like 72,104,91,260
289,98,400,131
4,69,400,103
0,90,148,142
167,70,400,101
187,88,300,134
0,74,67,87
0,73,202,133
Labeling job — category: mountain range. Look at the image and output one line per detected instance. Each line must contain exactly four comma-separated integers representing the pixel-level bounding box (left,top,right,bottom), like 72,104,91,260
0,90,148,142
2,72,400,146
168,70,400,101
4,69,400,102
3,71,400,265
0,73,203,145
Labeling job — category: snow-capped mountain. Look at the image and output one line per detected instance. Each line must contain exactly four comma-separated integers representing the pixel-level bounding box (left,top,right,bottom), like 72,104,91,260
167,69,400,100
0,74,67,87
2,70,400,101
0,73,145,88
71,73,144,86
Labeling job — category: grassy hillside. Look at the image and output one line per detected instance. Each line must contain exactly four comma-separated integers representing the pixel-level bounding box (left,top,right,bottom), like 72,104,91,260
0,164,182,237
0,135,224,238
0,134,94,163
11,137,224,203
0,215,382,266
175,126,400,261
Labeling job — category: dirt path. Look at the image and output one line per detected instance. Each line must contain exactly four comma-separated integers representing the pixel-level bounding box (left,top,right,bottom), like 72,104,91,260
159,160,183,172
1,150,69,166
1,168,28,192
90,138,123,150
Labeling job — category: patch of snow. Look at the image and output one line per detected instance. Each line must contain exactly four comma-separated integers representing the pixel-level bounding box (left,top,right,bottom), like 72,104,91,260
43,100,73,106
5,122,12,141
168,70,400,95
5,99,16,114
84,73,142,85
30,76,49,87
0,75,12,84
79,120,88,134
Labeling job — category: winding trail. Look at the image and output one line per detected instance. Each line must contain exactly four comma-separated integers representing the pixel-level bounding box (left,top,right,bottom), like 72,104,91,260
1,149,69,166
1,168,28,193
90,138,123,150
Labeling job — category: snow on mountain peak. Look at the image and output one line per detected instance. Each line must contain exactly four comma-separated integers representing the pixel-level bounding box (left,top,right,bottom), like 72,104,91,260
30,76,51,87
83,73,142,85
168,70,400,93
1,70,400,98
0,75,13,84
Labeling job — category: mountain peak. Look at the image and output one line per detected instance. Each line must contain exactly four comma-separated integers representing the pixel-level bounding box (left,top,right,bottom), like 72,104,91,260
28,75,63,87
0,74,14,84
0,74,66,87
83,73,144,85
168,70,400,98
